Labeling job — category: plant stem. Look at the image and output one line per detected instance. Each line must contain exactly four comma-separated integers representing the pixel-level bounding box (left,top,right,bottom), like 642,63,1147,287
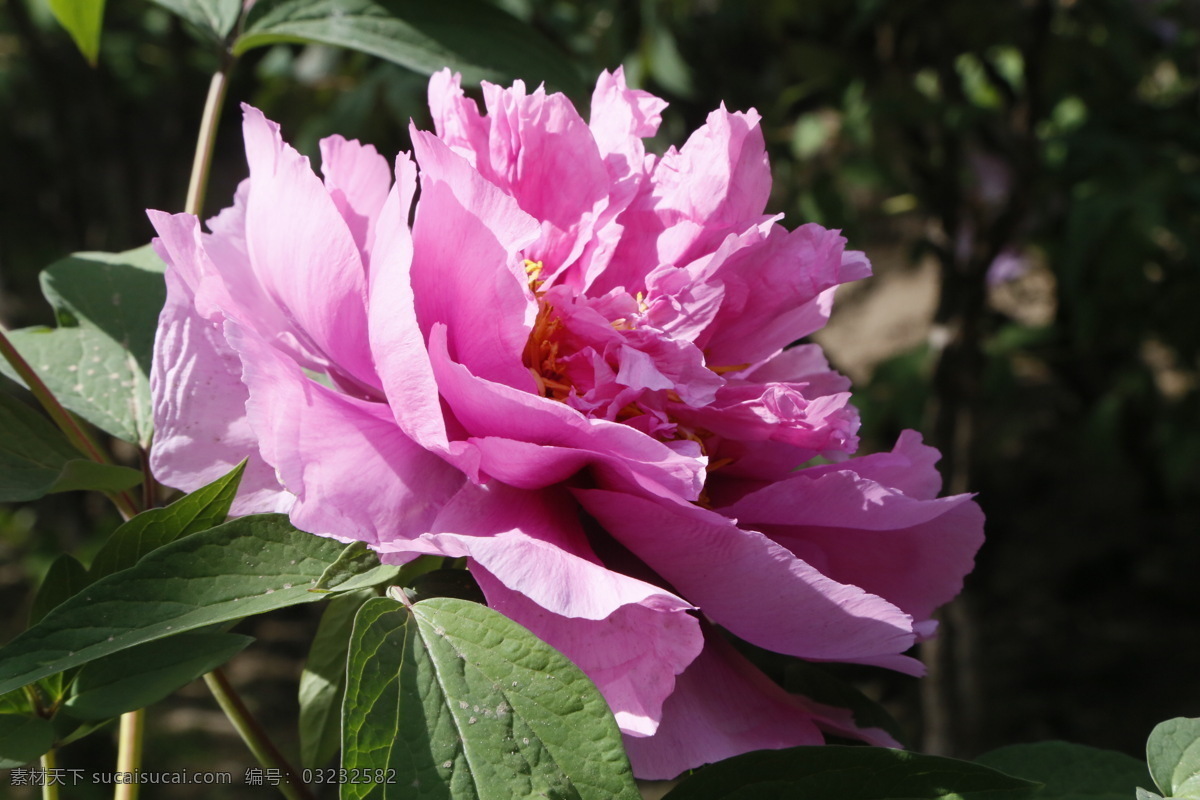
185,59,234,218
112,708,145,800
204,667,315,800
0,325,139,520
40,749,59,800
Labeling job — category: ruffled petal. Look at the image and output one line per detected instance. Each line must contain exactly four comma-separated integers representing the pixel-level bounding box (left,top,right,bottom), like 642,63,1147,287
623,632,824,780
427,323,706,500
148,259,290,515
408,129,541,391
476,570,700,736
597,106,772,294
241,105,378,391
589,67,666,178
724,433,985,623
229,322,464,547
576,489,922,673
696,223,871,365
318,134,392,262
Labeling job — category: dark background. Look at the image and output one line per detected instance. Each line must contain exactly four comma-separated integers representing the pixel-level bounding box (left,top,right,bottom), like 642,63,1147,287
2,0,1199,793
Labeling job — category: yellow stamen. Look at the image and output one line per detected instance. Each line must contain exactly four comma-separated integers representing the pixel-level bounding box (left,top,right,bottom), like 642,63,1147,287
709,363,751,375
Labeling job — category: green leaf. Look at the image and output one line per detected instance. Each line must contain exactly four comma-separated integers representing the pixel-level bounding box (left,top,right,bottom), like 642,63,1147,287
0,391,140,502
235,0,583,94
64,632,253,720
46,459,142,495
29,554,89,626
300,588,374,770
0,714,56,769
977,741,1153,800
0,689,32,716
314,540,403,593
0,246,166,446
0,514,348,697
88,460,246,582
342,596,640,800
663,746,1038,800
46,0,105,65
147,0,242,41
1147,718,1200,799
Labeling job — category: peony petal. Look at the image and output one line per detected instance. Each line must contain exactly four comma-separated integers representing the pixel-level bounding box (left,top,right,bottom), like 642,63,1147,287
406,483,708,739
724,435,985,623
596,106,772,295
241,105,378,391
149,264,291,515
426,323,706,500
426,69,490,168
576,488,922,673
388,482,695,620
366,153,481,482
408,128,541,390
739,344,852,393
623,632,825,780
697,223,869,366
589,66,667,182
388,482,703,736
319,134,392,262
229,322,464,547
476,79,613,273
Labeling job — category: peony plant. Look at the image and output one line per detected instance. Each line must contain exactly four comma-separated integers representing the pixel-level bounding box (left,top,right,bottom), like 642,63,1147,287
147,68,984,778
4,3,1185,796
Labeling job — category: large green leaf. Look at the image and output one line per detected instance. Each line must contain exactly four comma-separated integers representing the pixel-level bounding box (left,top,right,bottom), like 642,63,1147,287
0,714,56,769
0,246,166,447
300,589,375,770
46,0,105,65
64,632,253,720
977,741,1153,800
29,554,89,627
342,596,640,800
88,460,245,582
1147,718,1200,799
147,0,242,41
235,0,583,94
663,746,1038,800
0,391,141,502
0,514,346,697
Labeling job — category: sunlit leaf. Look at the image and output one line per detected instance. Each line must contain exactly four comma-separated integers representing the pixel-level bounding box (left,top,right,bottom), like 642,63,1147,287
88,460,245,582
0,246,166,447
0,514,347,697
46,0,105,65
1147,718,1200,799
341,596,640,800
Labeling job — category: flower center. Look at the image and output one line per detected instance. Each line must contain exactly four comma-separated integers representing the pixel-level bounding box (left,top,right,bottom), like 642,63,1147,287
520,261,729,460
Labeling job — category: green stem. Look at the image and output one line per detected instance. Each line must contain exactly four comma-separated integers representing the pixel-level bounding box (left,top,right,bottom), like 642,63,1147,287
113,709,145,800
0,325,139,520
40,749,59,800
185,59,234,218
204,668,315,800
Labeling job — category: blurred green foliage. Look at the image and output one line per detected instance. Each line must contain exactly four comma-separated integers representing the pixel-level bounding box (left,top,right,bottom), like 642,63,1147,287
2,0,1199,785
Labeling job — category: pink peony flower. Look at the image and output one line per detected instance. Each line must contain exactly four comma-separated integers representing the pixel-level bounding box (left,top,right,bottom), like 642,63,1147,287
148,68,984,779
